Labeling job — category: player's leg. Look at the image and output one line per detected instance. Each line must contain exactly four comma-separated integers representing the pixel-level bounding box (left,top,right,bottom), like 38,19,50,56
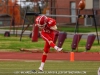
50,33,62,51
38,52,47,71
49,41,62,51
39,42,50,71
41,33,62,51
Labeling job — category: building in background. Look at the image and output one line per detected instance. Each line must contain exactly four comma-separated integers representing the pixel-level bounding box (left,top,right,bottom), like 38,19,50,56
0,0,100,26
46,0,100,26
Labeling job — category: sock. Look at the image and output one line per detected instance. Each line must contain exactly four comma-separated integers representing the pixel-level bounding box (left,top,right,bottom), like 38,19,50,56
40,55,47,68
54,46,58,50
40,62,44,68
49,42,56,48
42,55,47,63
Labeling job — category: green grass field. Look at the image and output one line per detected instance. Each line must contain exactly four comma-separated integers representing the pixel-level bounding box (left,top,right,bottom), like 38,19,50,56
0,25,100,52
0,34,100,52
0,60,100,75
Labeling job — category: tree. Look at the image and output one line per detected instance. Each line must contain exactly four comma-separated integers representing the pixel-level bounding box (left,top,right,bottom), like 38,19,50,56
8,0,22,25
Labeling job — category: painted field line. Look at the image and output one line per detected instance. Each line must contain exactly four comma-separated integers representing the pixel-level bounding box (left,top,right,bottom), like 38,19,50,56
0,59,65,62
0,71,87,74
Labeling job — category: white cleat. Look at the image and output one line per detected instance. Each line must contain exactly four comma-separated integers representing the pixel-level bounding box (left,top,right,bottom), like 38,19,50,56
54,46,63,52
39,67,43,71
57,47,62,52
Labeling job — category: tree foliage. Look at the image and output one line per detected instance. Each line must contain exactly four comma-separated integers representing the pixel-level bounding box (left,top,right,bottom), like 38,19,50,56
0,0,23,25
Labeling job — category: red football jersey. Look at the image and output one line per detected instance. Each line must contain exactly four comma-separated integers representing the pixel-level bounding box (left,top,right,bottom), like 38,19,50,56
47,17,56,27
42,17,56,33
35,16,56,33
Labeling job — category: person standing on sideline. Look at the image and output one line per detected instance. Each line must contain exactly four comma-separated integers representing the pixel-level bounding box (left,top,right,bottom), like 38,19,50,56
34,15,62,71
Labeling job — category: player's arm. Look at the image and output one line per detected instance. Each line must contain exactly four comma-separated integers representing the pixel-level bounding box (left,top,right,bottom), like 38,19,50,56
50,25,57,30
48,18,57,31
35,18,45,29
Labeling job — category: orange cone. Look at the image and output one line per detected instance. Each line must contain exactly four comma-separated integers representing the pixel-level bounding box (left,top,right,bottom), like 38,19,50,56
70,52,74,62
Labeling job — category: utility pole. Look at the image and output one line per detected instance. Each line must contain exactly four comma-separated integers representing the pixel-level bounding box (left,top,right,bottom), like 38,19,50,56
5,0,8,14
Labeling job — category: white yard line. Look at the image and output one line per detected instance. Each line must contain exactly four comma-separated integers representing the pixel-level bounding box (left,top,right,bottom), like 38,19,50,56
0,71,87,74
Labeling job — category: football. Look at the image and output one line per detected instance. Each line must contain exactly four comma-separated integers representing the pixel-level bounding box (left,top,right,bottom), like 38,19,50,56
78,0,85,10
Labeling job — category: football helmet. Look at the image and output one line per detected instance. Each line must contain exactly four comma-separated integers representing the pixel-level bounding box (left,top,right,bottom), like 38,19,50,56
37,15,48,29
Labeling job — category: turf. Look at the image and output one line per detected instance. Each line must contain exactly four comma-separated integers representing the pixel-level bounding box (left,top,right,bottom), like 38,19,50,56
0,34,100,52
0,60,100,75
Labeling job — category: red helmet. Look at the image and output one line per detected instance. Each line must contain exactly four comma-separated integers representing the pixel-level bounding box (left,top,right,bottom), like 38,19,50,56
37,15,48,28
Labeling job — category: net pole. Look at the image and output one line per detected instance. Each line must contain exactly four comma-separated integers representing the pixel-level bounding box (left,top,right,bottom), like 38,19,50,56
92,9,99,44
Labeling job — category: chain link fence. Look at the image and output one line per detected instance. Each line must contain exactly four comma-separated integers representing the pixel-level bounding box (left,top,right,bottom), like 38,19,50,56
0,0,100,26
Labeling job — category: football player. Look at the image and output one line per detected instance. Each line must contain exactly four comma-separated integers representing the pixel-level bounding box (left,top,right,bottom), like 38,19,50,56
35,15,62,71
